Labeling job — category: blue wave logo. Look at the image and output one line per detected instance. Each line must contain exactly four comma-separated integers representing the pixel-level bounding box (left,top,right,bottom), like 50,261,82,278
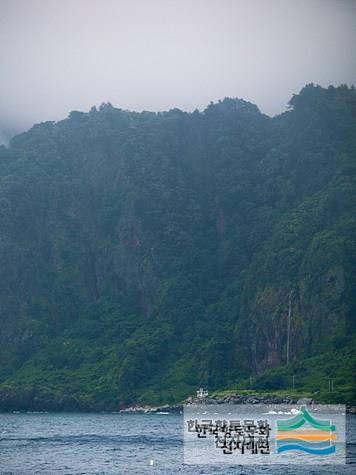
276,406,336,455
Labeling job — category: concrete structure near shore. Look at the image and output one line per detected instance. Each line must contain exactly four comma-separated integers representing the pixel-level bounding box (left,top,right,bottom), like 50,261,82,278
196,388,208,399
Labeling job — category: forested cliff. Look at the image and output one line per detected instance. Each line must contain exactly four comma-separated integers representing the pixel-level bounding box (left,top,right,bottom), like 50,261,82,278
0,84,355,409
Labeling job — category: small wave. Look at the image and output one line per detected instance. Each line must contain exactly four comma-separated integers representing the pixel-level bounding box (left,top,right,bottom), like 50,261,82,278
0,433,183,446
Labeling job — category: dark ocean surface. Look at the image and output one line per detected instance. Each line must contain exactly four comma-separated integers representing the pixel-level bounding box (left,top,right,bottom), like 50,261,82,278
0,412,355,474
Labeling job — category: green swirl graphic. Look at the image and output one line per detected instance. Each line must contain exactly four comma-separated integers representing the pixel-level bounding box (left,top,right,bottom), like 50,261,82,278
276,406,336,432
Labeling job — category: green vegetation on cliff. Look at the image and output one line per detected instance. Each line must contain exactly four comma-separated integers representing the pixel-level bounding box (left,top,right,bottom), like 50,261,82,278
0,84,355,410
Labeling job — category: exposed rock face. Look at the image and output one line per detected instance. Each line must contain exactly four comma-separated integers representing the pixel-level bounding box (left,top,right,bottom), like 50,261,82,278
188,394,296,405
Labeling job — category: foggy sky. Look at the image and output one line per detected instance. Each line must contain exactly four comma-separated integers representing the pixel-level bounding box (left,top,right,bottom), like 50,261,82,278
0,0,355,144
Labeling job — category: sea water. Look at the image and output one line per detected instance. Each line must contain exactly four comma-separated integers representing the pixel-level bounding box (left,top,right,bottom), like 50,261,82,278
0,412,355,474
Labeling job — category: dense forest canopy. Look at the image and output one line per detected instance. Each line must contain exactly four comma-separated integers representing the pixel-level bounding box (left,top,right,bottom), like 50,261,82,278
0,84,355,409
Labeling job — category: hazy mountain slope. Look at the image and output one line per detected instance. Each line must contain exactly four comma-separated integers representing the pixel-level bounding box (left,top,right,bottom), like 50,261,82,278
0,84,355,409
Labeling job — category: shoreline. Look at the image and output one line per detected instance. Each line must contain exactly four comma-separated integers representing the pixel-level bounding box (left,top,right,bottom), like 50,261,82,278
1,389,355,414
120,394,356,414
